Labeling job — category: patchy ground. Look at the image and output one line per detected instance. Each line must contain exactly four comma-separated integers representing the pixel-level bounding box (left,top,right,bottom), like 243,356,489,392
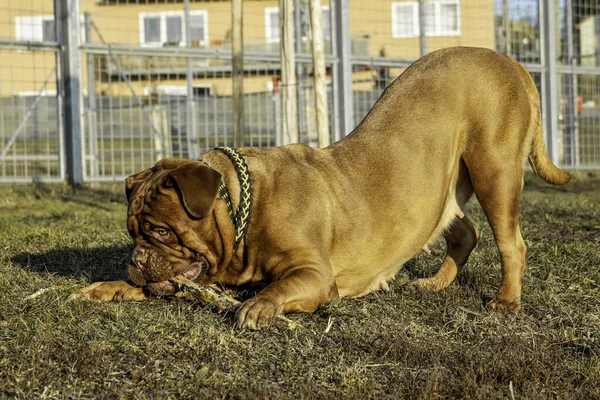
0,172,599,399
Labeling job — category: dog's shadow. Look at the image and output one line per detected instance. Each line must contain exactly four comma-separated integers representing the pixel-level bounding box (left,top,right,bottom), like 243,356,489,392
11,244,133,283
11,244,267,314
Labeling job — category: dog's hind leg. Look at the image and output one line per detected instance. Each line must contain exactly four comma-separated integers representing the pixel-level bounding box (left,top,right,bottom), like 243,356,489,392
413,214,480,291
468,160,527,313
413,165,479,291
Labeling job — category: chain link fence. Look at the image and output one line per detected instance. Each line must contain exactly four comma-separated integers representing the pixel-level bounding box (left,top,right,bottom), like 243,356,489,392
1,0,599,183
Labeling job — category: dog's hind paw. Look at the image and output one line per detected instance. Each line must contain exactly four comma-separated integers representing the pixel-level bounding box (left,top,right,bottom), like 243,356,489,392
405,277,452,293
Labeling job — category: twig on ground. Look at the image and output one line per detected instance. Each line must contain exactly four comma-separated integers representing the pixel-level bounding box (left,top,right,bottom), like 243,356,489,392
324,315,334,334
170,275,304,330
25,287,57,300
509,381,516,400
171,275,240,311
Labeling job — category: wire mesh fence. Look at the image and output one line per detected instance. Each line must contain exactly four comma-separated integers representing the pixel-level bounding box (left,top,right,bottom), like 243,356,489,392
0,0,599,184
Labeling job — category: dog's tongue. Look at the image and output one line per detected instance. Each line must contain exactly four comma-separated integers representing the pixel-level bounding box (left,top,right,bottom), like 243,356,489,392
146,263,203,296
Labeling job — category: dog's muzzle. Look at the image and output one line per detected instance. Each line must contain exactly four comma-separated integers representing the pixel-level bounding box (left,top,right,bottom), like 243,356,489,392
128,245,205,296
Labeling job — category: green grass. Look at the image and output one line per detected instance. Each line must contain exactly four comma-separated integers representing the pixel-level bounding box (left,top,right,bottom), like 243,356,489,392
1,173,599,399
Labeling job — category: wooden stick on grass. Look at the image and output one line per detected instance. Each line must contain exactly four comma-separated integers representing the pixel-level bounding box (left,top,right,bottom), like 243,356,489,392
170,275,303,330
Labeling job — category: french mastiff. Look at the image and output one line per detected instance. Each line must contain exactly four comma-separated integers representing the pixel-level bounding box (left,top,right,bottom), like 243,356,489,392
73,47,571,329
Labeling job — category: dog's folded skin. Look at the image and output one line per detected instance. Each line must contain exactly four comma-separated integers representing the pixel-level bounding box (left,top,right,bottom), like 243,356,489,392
73,47,571,329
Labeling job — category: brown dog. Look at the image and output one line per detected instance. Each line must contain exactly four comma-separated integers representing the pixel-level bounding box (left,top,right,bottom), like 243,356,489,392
73,47,571,329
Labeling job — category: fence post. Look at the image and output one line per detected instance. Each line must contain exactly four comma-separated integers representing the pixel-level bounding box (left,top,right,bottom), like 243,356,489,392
418,0,427,56
274,93,282,146
151,105,171,160
184,0,199,159
310,0,330,147
294,0,305,143
84,12,98,180
502,0,511,55
58,0,84,186
332,0,353,141
280,0,299,144
563,0,578,167
539,0,560,166
232,0,244,148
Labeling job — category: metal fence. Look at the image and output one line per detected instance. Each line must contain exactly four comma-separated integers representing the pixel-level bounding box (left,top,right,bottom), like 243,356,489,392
1,0,599,184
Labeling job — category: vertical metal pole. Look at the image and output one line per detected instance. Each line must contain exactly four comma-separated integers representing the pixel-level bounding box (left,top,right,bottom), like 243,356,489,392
294,0,304,142
539,0,560,165
59,0,83,186
503,0,512,55
274,93,282,146
54,0,66,181
184,0,198,159
330,1,339,143
54,0,67,179
310,0,330,147
333,0,353,141
85,12,98,179
418,0,427,57
232,0,244,147
564,0,578,167
280,0,299,144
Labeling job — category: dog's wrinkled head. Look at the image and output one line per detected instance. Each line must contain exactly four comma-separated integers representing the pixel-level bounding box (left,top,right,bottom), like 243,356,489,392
125,160,222,295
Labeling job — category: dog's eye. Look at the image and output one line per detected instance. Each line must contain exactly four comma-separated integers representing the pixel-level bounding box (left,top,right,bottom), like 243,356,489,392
154,228,168,236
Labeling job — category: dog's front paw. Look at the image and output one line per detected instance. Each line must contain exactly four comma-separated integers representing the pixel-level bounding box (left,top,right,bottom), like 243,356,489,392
70,281,148,302
235,296,282,330
488,298,522,314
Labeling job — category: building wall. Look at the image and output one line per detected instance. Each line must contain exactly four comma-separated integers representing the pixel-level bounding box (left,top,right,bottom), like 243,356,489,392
0,0,495,97
349,0,495,59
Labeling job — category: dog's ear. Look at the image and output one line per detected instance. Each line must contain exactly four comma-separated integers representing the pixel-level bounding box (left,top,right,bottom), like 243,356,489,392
125,168,154,203
155,158,194,170
165,162,222,219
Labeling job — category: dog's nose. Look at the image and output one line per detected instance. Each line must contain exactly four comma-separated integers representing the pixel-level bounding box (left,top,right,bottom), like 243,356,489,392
132,247,147,267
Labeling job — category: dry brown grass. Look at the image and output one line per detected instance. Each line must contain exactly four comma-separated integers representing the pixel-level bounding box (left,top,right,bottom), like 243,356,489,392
1,172,599,399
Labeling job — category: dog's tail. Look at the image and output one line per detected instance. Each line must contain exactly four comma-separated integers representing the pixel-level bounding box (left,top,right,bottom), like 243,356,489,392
509,53,572,186
528,116,572,185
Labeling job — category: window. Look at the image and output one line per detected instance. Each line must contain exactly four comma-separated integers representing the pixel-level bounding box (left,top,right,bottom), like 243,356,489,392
321,7,331,41
139,11,207,47
426,1,459,36
15,15,56,42
437,2,459,35
265,6,331,43
391,3,419,38
166,16,183,43
391,1,460,38
265,7,280,43
144,17,161,43
189,14,205,43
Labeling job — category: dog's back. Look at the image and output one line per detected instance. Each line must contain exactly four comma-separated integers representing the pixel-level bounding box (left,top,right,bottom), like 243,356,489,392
324,47,570,301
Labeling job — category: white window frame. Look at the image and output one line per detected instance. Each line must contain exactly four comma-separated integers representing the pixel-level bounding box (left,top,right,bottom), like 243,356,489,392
139,10,208,47
264,7,280,44
15,15,87,45
391,3,419,39
427,0,461,37
15,15,56,42
391,1,460,39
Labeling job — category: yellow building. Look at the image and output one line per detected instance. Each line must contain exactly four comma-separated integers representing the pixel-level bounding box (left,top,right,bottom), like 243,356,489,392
0,0,495,97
